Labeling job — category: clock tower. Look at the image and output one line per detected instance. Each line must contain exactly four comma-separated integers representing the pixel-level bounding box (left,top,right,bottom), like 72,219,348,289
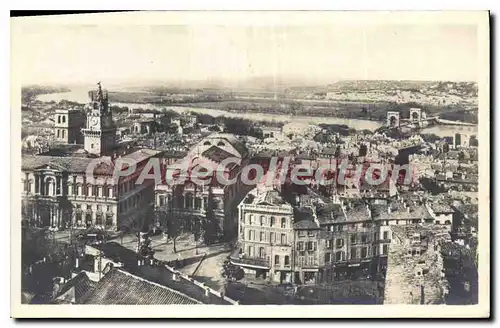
82,82,117,156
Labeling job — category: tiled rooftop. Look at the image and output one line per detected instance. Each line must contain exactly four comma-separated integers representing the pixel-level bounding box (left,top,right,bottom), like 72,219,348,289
343,200,371,222
293,219,320,230
429,203,455,214
205,133,249,159
202,145,237,164
293,206,319,230
92,242,235,305
371,202,432,221
78,268,202,305
246,189,287,206
316,203,345,224
52,271,96,304
22,148,161,174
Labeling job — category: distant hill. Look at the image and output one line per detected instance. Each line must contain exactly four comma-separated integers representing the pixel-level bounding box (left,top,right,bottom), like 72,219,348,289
326,80,477,94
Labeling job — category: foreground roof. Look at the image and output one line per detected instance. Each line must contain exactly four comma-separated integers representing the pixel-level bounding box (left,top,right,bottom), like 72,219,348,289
52,271,96,304
78,268,201,305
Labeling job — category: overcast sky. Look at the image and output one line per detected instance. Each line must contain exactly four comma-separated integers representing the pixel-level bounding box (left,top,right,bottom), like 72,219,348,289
11,17,478,86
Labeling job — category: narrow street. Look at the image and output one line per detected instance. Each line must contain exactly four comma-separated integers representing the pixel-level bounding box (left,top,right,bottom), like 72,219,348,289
115,232,231,290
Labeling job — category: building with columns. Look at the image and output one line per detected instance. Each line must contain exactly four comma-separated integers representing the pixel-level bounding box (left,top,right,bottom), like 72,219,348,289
154,133,251,238
21,83,162,231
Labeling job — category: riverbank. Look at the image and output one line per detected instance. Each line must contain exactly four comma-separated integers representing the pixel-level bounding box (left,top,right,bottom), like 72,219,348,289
35,89,477,137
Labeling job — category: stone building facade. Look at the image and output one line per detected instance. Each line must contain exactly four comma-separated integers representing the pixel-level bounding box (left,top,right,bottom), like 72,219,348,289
21,83,161,231
21,149,161,232
54,108,86,145
293,207,321,284
154,133,251,238
231,188,295,282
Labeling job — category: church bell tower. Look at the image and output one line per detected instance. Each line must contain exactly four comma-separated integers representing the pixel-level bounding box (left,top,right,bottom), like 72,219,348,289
81,82,117,156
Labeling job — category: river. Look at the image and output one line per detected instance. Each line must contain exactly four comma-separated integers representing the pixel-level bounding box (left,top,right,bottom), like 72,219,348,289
36,88,476,137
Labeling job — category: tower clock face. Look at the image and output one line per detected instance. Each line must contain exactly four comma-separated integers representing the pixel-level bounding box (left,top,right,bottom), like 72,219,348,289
91,117,99,127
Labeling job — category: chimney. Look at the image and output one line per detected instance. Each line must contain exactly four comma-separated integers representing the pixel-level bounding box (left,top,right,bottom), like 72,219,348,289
75,257,79,269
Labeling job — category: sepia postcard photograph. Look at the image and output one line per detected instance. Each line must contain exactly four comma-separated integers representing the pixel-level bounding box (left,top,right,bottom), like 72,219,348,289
10,10,490,318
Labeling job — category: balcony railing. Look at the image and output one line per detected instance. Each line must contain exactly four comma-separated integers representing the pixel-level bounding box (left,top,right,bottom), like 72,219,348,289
230,255,270,269
297,261,319,268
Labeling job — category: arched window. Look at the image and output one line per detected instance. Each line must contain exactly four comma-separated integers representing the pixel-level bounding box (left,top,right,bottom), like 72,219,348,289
185,193,194,209
62,116,66,123
57,116,61,124
203,141,211,146
281,217,287,228
45,178,55,196
217,141,225,147
284,256,290,266
85,213,92,227
95,212,103,226
270,217,275,227
75,212,82,226
274,255,280,266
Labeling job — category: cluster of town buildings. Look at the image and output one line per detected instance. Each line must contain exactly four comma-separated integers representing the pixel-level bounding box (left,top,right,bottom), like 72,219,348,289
20,83,479,304
296,81,478,108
